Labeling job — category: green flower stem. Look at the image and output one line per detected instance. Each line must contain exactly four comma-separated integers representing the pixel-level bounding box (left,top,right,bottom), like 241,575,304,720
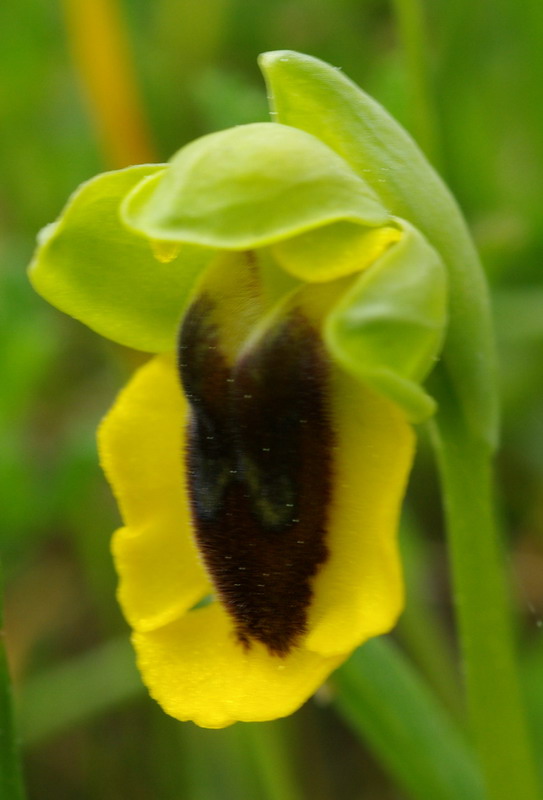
429,370,541,800
0,565,26,800
391,0,441,166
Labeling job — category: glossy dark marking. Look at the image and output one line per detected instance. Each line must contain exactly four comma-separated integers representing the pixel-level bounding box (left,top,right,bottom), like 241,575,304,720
178,297,333,656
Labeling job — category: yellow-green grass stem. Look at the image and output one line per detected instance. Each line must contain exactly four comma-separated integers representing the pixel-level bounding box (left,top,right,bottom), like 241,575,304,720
61,0,156,168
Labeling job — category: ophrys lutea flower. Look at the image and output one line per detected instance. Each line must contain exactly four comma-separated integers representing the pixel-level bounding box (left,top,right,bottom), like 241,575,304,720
29,51,451,728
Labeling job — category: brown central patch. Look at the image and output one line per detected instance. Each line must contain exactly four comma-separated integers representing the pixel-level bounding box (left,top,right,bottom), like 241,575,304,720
177,296,334,656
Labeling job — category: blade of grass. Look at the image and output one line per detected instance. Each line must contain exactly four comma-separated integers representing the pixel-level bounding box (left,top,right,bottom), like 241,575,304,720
178,719,304,800
238,720,304,800
332,637,484,800
522,636,543,787
397,514,463,717
177,723,264,800
18,635,143,747
0,564,27,800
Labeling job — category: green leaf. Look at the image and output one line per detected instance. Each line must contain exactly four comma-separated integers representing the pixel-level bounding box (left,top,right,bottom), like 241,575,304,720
121,122,388,249
260,50,498,448
325,221,447,422
28,165,214,352
333,638,484,800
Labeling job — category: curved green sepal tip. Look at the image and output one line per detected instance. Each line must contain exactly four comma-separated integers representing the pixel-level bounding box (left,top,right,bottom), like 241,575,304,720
28,166,215,353
121,122,388,249
325,221,447,423
260,49,498,447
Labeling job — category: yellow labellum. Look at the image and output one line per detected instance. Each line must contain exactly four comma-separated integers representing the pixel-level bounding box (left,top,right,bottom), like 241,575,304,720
98,262,414,726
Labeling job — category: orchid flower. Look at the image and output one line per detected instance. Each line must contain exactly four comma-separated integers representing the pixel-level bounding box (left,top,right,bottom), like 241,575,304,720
29,50,496,730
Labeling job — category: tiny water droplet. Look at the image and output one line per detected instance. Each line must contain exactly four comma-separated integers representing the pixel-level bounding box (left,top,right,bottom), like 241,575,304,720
150,240,182,263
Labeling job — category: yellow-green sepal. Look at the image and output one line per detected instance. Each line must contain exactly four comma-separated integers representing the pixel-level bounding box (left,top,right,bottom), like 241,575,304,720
325,221,447,423
121,122,389,249
271,222,401,283
260,49,498,447
28,165,215,352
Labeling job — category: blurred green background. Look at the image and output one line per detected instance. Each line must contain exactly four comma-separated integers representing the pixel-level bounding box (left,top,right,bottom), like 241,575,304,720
2,1,543,798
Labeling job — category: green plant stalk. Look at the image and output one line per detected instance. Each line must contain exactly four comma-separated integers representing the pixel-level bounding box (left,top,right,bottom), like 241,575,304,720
429,369,541,800
390,0,441,166
0,565,26,800
333,637,484,800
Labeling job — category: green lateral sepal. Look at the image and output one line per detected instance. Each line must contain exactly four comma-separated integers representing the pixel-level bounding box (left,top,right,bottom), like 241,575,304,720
28,165,215,353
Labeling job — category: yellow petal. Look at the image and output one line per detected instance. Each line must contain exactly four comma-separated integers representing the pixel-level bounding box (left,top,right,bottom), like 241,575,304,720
306,368,414,655
98,355,210,632
132,602,344,728
264,282,415,655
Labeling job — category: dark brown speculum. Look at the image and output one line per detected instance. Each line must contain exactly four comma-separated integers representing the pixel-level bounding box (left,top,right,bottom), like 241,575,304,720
178,295,333,656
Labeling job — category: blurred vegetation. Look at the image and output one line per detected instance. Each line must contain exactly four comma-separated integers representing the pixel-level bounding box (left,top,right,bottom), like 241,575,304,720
1,1,543,798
